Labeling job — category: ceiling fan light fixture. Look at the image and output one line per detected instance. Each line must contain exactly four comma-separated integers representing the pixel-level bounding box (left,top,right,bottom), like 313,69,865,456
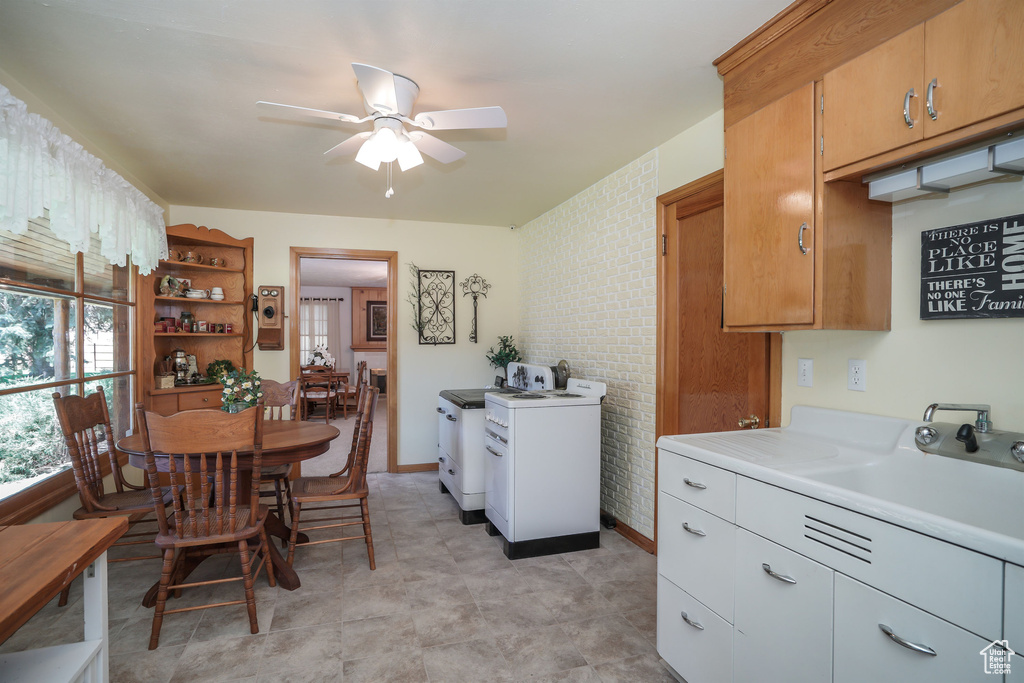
354,137,382,170
397,139,424,171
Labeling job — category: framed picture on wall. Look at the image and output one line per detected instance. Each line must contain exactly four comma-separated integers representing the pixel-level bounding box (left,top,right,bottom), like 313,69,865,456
367,300,387,341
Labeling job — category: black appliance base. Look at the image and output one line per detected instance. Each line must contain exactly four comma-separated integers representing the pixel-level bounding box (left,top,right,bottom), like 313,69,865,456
485,522,600,560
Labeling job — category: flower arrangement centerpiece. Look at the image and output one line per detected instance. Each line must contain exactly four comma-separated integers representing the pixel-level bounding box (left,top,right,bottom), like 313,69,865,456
219,368,262,413
306,344,335,368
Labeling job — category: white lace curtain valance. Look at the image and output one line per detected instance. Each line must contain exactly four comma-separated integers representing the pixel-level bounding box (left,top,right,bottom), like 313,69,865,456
0,83,167,275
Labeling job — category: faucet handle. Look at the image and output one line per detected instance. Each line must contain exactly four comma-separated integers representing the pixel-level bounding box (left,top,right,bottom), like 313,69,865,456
1012,442,1024,464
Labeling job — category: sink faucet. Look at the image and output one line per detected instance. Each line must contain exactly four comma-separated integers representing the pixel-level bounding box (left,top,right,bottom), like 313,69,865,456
923,403,992,433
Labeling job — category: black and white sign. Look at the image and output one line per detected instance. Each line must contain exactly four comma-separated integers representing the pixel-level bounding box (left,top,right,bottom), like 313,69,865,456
921,212,1024,320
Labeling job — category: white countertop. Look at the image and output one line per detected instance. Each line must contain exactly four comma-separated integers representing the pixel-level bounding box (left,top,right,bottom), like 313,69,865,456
656,406,1024,566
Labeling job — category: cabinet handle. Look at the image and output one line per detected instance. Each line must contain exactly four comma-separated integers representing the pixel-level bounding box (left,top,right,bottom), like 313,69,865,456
680,611,705,631
878,623,937,656
436,407,445,414
903,88,916,128
438,456,444,463
683,478,707,490
446,414,457,422
447,469,455,475
682,522,706,537
738,415,760,429
926,78,938,121
202,398,209,402
797,223,809,255
486,430,508,445
761,563,797,584
485,445,503,457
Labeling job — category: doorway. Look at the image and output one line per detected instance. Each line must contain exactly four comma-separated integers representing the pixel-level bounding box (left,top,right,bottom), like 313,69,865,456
290,247,398,473
655,170,781,546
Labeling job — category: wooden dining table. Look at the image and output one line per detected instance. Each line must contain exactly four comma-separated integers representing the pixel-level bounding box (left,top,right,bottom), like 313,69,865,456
117,420,340,604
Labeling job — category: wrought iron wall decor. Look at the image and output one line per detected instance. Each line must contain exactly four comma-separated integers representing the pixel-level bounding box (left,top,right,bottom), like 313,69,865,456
460,274,491,343
417,269,455,345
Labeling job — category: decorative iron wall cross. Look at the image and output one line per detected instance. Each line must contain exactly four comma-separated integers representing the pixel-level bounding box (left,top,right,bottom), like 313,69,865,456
460,274,491,343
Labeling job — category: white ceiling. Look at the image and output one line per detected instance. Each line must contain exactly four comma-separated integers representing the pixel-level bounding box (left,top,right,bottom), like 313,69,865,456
300,257,388,288
0,0,789,228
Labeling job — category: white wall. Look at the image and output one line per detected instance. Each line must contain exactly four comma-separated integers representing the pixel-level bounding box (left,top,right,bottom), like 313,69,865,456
782,179,1024,430
169,205,519,467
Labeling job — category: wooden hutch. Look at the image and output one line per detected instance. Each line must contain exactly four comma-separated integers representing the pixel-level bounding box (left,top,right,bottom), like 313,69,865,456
137,224,253,415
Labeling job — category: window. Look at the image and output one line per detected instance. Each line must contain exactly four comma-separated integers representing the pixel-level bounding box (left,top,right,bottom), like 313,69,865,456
0,216,135,521
298,298,330,363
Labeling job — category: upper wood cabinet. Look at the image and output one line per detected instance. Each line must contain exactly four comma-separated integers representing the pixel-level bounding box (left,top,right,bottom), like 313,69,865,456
824,0,1024,171
724,84,817,328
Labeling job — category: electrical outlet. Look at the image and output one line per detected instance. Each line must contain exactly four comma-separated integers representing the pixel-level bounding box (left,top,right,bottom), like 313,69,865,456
797,358,813,387
848,359,866,391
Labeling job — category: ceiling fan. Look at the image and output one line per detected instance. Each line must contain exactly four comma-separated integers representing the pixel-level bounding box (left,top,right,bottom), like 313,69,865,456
258,63,507,180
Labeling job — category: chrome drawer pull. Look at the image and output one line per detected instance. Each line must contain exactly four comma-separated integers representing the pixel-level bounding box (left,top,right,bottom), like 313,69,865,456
878,624,937,656
682,522,706,537
797,223,809,255
761,563,797,584
683,478,707,490
438,456,444,463
903,88,916,128
446,414,457,422
680,611,705,631
926,78,938,120
436,407,445,414
486,430,508,445
447,468,455,475
485,445,503,457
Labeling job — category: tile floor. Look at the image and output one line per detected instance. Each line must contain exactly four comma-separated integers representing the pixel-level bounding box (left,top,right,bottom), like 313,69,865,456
1,471,674,682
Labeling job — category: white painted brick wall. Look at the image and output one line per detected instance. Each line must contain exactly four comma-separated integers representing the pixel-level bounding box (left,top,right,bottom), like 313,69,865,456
517,151,657,539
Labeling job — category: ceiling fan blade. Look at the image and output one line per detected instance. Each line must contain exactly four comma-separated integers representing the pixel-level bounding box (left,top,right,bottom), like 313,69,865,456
352,63,399,115
409,132,466,164
257,101,362,123
411,106,507,131
324,132,372,158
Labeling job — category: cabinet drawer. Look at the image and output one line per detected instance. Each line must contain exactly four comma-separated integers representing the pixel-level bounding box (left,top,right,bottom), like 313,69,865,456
736,476,1002,640
659,451,736,522
178,389,222,411
657,574,732,683
658,492,735,621
834,574,992,683
1006,563,1024,657
734,529,833,683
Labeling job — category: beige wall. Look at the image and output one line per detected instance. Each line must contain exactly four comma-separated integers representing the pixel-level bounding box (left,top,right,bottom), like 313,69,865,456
169,205,520,467
657,109,725,196
782,179,1024,430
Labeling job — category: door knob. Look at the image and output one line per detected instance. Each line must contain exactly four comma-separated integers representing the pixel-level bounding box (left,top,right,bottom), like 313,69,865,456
738,415,760,429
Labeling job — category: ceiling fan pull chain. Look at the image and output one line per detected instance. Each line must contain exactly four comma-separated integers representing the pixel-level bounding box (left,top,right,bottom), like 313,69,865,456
385,162,395,199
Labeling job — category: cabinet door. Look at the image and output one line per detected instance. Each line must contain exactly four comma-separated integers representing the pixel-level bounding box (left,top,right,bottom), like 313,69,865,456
834,574,992,683
733,529,833,683
724,83,816,328
823,25,925,171
1007,562,1024,679
925,0,1024,136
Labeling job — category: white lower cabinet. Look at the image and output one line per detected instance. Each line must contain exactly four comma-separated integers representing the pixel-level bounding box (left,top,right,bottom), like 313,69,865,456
733,529,833,683
1006,563,1024,680
657,574,733,683
833,573,992,683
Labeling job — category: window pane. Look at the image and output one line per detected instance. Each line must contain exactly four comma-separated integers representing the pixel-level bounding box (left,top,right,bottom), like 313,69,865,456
90,376,132,445
83,303,132,376
0,217,76,292
0,289,78,388
83,232,131,300
0,384,77,498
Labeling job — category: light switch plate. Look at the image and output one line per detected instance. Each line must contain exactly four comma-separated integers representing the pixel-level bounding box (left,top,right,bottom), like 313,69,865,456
848,359,866,391
797,358,813,387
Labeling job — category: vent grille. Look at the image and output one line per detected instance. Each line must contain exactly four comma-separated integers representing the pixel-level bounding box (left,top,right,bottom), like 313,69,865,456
803,514,872,564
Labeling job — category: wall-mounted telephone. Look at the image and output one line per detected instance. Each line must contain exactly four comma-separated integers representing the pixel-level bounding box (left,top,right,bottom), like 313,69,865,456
256,285,285,350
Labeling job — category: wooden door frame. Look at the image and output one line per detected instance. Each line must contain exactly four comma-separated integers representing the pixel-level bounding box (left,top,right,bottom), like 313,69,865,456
654,169,782,552
289,247,399,473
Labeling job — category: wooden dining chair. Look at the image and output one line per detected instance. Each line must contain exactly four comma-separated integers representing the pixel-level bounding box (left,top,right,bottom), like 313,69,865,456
136,404,276,650
258,379,299,521
299,365,339,423
52,386,174,606
286,386,379,569
336,361,366,419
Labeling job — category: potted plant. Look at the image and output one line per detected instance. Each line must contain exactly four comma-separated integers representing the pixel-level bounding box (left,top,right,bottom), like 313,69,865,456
485,335,523,376
219,368,263,413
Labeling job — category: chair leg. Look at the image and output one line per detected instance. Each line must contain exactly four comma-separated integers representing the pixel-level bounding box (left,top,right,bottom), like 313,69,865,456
273,478,285,521
149,548,176,650
237,540,259,635
361,497,375,571
286,500,302,566
258,526,277,588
